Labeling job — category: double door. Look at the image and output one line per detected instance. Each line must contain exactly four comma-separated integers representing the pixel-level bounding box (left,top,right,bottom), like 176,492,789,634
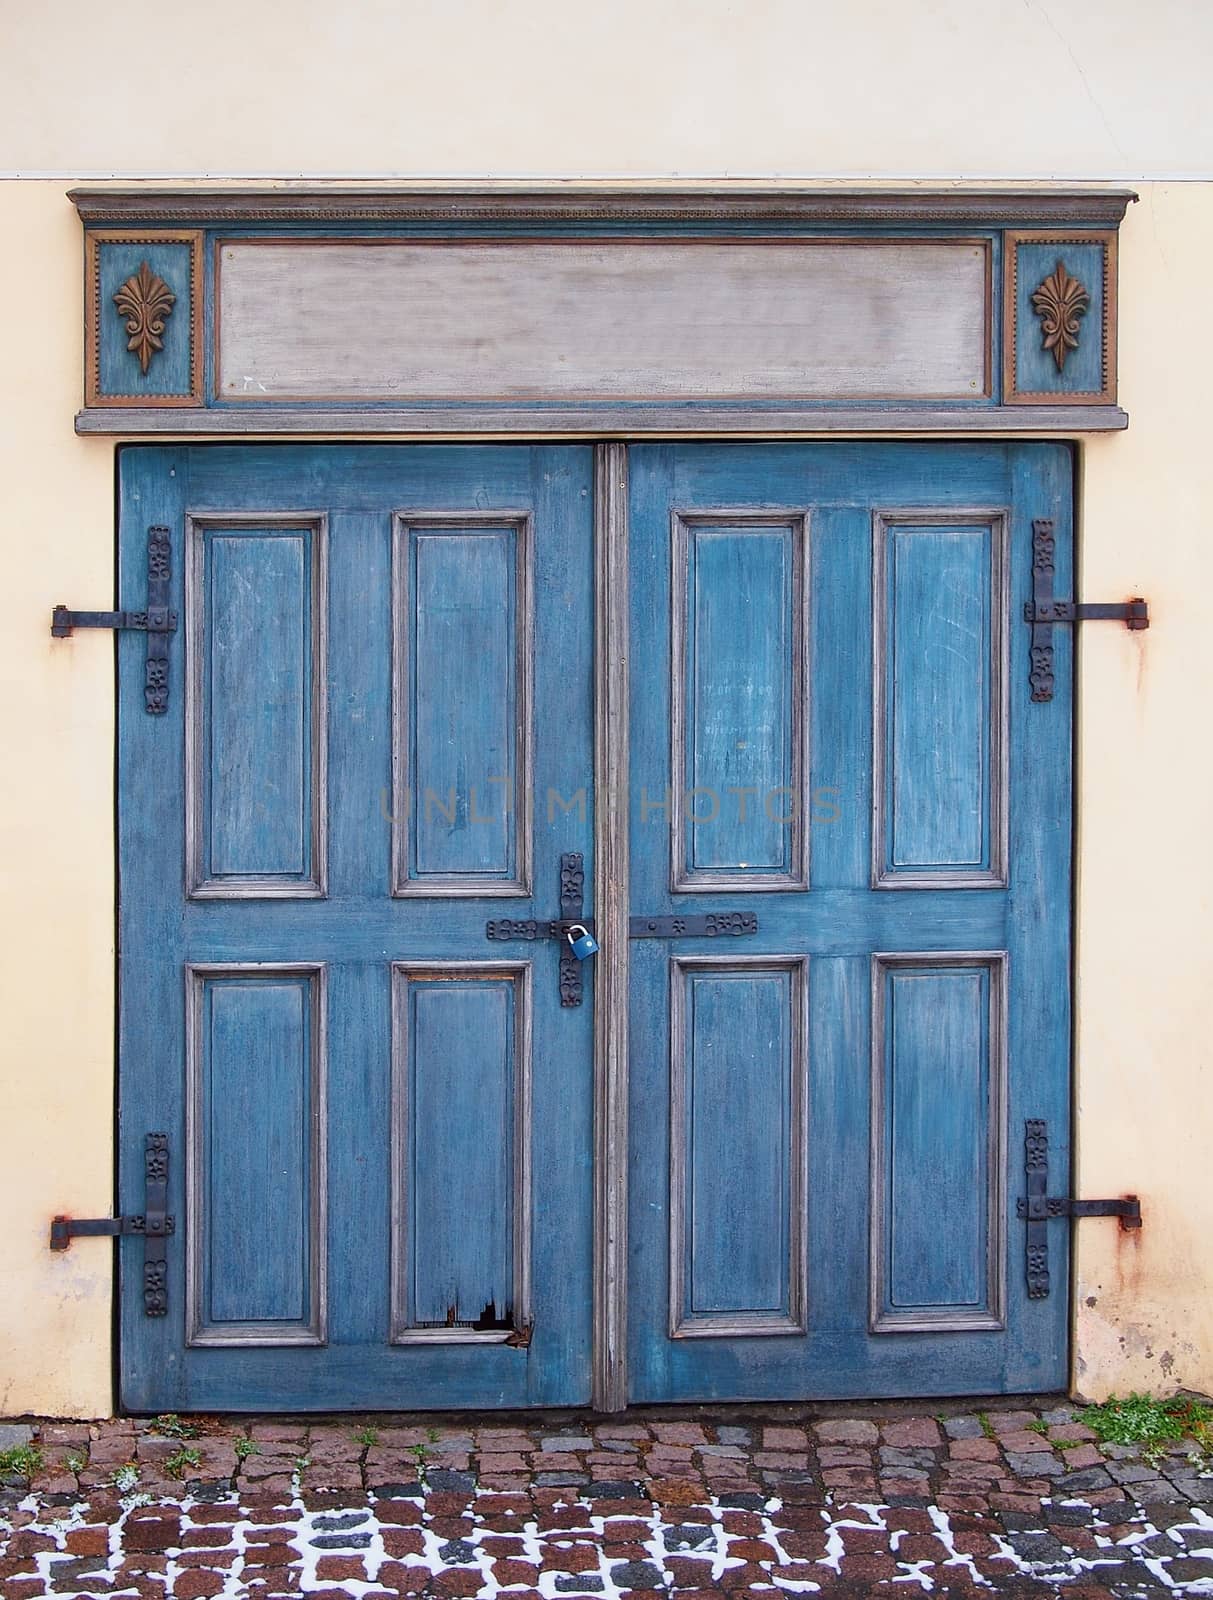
118,442,1072,1410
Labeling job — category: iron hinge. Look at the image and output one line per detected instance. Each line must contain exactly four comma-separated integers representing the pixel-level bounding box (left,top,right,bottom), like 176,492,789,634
51,525,177,713
1018,1119,1142,1299
49,1133,174,1317
1026,518,1149,702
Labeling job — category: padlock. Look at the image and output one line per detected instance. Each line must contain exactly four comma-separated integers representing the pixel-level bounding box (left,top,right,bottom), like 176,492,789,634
566,923,599,961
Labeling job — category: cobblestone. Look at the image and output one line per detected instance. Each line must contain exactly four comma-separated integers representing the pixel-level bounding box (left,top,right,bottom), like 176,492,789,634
1,1402,1212,1594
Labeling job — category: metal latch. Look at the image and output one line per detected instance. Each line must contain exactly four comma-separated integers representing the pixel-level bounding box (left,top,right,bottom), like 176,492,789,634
51,525,177,714
1027,519,1149,702
486,852,591,1007
49,1133,174,1318
1017,1119,1142,1299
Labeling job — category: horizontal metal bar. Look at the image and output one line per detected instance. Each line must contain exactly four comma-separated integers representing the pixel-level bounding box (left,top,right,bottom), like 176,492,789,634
1023,599,1149,629
486,918,596,942
629,913,758,938
51,605,179,638
1016,1195,1141,1227
486,912,761,941
1068,1197,1143,1226
50,1216,124,1249
48,1213,176,1251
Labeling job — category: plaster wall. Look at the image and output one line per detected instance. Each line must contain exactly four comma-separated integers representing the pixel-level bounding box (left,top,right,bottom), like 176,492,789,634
0,0,1209,1416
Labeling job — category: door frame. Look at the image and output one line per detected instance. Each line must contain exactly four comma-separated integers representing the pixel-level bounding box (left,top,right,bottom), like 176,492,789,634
591,441,631,1411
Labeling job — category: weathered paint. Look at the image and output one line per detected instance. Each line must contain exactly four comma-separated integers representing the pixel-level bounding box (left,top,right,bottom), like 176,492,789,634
627,441,1071,1401
0,159,1211,1413
118,444,596,1411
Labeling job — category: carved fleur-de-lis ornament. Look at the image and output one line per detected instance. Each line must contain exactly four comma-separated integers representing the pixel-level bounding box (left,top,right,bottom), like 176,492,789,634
112,260,176,375
1030,259,1090,373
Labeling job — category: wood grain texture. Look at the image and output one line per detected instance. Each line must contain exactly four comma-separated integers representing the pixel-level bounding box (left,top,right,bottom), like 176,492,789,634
119,444,596,1412
76,402,1130,435
670,512,809,891
216,239,990,403
871,509,1009,888
116,438,1074,1411
390,962,531,1344
185,514,329,899
390,513,534,897
625,441,1073,1404
592,442,631,1412
185,963,328,1348
668,955,808,1338
869,951,1007,1333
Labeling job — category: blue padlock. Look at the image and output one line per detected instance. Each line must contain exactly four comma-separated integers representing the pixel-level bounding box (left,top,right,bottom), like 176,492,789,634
566,923,599,961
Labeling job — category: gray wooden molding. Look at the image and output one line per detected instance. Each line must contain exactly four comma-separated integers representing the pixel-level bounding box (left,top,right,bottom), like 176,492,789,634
74,404,1129,436
591,442,631,1413
68,187,1137,226
74,188,1133,434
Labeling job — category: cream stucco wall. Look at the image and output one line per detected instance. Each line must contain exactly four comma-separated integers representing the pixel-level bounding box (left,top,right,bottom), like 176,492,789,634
2,0,1212,180
1,178,1209,1416
0,184,116,1417
1073,184,1213,1401
1,0,1211,1419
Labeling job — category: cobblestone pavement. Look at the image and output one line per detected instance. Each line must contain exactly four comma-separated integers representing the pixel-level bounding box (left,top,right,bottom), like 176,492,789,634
2,1400,1212,1597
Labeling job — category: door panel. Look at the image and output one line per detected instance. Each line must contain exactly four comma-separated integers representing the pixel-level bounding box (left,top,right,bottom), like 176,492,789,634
186,517,327,897
627,442,1073,1402
119,445,595,1411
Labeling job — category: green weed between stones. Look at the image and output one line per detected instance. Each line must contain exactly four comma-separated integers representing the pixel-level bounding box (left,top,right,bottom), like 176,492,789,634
0,1443,43,1480
352,1425,380,1448
233,1434,259,1462
1025,1418,1051,1436
976,1411,996,1440
165,1445,202,1479
149,1413,201,1440
1082,1394,1213,1466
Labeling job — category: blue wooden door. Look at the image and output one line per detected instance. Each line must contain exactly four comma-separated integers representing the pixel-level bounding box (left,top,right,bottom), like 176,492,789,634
118,445,596,1410
627,443,1073,1401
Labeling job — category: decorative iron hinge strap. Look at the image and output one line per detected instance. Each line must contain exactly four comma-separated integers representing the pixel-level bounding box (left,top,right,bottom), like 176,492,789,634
557,851,586,1008
482,853,591,1007
49,1133,174,1318
1017,1119,1142,1299
628,913,758,938
1026,518,1149,703
51,525,177,714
